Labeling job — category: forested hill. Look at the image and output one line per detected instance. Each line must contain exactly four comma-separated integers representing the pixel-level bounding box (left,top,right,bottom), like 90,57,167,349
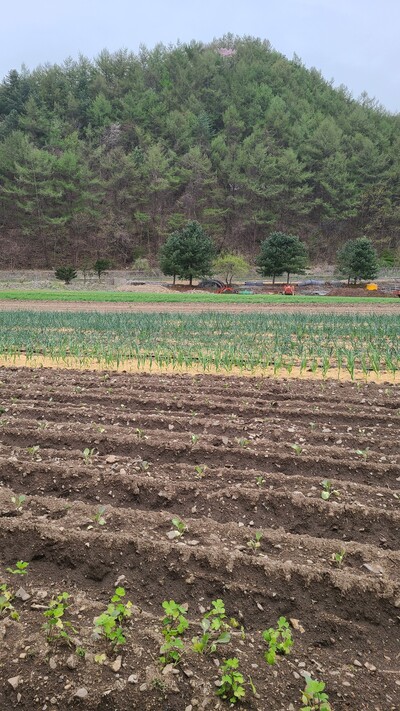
0,36,399,268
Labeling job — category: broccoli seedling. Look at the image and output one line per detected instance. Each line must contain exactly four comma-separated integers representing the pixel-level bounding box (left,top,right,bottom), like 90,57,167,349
194,465,206,478
0,583,19,620
262,616,293,665
167,517,187,539
216,658,246,704
82,447,96,465
236,437,250,448
43,592,77,646
11,494,26,511
301,675,331,710
192,599,231,655
255,476,266,488
6,560,29,576
247,531,263,553
93,587,133,648
320,479,340,501
290,443,303,455
159,600,188,667
93,505,107,526
355,448,369,460
331,549,346,567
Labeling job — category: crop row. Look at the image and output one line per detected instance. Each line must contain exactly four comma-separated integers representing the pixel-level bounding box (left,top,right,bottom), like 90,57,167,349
0,311,398,378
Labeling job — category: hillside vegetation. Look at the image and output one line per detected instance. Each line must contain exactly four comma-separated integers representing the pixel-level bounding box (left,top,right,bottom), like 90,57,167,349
0,35,399,267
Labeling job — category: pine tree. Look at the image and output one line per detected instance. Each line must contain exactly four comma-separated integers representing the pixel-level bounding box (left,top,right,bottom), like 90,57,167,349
160,221,215,286
336,237,378,284
257,232,308,284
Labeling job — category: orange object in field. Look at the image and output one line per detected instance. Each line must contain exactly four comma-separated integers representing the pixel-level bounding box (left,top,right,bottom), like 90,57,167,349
283,285,295,295
366,283,378,290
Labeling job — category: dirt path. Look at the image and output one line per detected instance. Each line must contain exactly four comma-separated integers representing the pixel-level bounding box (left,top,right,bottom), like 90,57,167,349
0,298,399,314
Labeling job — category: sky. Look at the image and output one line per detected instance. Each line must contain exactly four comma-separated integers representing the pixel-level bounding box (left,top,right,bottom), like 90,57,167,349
1,0,399,113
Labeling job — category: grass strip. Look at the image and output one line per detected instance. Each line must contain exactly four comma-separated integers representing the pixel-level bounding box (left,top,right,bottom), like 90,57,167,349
0,290,399,304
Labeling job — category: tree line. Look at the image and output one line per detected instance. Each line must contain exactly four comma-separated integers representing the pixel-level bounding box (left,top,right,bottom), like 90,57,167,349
56,222,380,287
0,35,399,268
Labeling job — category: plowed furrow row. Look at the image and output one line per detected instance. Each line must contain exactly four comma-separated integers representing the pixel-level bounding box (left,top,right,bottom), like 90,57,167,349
2,369,399,410
0,426,398,489
2,464,399,549
0,516,398,629
1,489,399,580
4,408,400,456
2,387,399,428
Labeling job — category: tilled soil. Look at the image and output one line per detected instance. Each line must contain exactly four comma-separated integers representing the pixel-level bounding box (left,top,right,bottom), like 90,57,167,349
0,368,399,711
0,298,399,314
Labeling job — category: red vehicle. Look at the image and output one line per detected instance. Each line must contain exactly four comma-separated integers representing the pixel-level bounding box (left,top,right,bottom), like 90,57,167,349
283,285,295,295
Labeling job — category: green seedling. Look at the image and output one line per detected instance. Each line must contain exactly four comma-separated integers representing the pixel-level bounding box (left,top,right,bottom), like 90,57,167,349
331,549,346,567
229,617,246,640
355,448,369,460
167,517,187,539
190,433,199,445
320,479,340,501
194,464,206,478
159,599,189,666
37,420,49,430
247,531,263,553
256,475,266,487
93,505,107,526
94,652,107,664
6,560,29,576
0,583,19,620
138,459,149,471
301,675,331,710
262,616,293,664
43,592,76,645
192,599,231,655
216,658,246,704
82,447,96,465
236,437,250,448
75,646,86,658
11,494,26,511
135,428,145,439
93,586,133,647
93,423,105,434
27,445,40,458
290,443,303,455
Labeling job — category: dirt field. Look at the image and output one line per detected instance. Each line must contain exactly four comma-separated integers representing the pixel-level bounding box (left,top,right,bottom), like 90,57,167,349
0,368,399,710
0,298,399,314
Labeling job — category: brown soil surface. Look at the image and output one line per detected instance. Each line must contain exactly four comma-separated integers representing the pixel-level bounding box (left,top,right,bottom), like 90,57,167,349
0,299,399,314
0,368,399,711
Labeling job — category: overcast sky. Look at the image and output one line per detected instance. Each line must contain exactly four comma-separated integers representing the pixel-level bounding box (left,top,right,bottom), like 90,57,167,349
1,0,399,113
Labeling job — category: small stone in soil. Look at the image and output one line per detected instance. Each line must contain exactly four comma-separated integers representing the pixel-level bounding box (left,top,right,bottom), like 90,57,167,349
74,688,88,699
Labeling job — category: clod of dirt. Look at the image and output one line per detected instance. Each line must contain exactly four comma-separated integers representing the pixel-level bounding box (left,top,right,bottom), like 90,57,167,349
15,587,30,601
74,687,89,699
66,654,78,670
110,655,122,673
8,676,21,690
363,562,384,575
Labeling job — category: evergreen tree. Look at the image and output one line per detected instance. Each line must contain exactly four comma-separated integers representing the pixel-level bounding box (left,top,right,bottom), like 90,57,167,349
336,237,378,284
160,221,215,285
0,37,399,263
159,231,181,284
55,266,77,284
257,232,308,283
